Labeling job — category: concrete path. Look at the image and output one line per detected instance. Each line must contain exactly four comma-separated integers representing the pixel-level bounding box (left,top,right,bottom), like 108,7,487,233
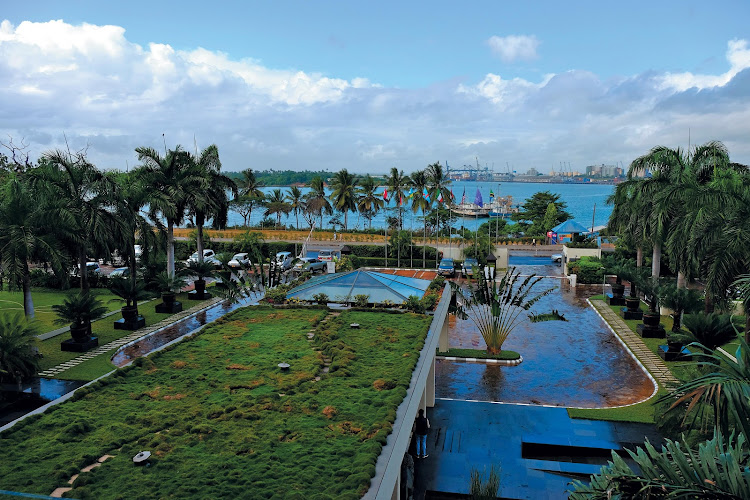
590,299,679,388
38,297,223,378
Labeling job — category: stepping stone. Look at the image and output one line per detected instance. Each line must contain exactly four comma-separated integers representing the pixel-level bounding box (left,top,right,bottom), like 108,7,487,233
67,474,79,485
50,487,72,497
81,462,101,472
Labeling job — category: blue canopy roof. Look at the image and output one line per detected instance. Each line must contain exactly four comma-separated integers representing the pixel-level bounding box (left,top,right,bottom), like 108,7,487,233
286,270,431,304
551,219,589,233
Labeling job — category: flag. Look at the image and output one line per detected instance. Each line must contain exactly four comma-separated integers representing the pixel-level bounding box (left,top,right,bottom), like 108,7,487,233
407,187,415,199
474,188,483,208
450,188,454,204
438,191,443,203
383,188,388,201
422,187,430,203
461,188,466,204
399,195,403,207
490,189,495,198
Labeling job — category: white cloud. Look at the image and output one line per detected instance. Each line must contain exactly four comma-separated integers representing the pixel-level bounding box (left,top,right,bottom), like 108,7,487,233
0,19,749,174
658,39,750,91
487,35,540,63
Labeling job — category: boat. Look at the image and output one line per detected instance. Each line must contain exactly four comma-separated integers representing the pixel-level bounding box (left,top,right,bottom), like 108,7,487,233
453,202,491,217
488,195,518,218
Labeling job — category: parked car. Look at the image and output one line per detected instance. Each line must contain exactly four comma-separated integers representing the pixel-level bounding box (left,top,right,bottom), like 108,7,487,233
462,258,479,277
228,252,251,268
551,254,563,263
109,267,130,278
438,258,456,277
70,262,103,277
187,249,220,267
317,249,335,262
275,251,294,271
294,257,327,274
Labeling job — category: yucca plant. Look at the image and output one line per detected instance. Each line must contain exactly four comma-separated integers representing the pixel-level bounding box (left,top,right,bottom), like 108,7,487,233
570,432,750,498
680,312,741,350
450,267,557,354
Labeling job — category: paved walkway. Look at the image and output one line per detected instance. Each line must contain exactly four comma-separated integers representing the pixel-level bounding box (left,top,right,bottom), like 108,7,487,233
590,299,679,388
38,297,223,378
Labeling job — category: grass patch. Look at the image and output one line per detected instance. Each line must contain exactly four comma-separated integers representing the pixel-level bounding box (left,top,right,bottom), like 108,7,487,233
438,348,521,360
567,389,667,424
0,288,121,333
0,306,431,498
36,293,212,377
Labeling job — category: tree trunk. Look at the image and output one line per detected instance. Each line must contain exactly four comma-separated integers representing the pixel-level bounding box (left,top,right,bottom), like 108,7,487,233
196,212,205,263
745,314,750,345
167,220,175,278
79,248,89,292
676,270,686,289
423,218,427,269
22,264,35,319
651,242,661,279
636,247,643,267
704,294,714,314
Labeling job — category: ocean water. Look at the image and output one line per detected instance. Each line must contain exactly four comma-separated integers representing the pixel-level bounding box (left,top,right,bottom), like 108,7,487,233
226,180,614,232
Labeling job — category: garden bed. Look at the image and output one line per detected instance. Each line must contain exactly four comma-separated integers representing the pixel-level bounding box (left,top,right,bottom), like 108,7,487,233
0,306,431,499
437,348,521,361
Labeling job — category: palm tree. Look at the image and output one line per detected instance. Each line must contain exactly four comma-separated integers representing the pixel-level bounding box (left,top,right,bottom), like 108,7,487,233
355,174,383,229
329,169,358,230
238,168,264,198
427,162,451,257
0,175,62,318
607,179,648,268
264,189,291,228
33,149,116,292
304,176,331,230
386,167,410,229
185,144,237,263
286,186,304,230
450,267,557,354
733,274,750,343
232,168,265,227
136,145,201,277
410,169,430,268
52,291,108,343
0,314,40,390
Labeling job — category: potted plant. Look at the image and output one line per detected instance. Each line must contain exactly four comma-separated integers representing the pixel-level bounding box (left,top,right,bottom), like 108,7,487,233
185,260,217,300
52,292,108,351
659,284,703,332
108,277,150,330
618,264,645,320
151,271,187,313
632,275,666,337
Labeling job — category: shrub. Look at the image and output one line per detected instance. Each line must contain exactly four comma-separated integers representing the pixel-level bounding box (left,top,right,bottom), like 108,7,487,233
428,275,446,291
265,287,289,303
680,313,741,350
403,295,425,314
421,292,438,310
353,294,370,307
312,293,330,305
568,257,604,283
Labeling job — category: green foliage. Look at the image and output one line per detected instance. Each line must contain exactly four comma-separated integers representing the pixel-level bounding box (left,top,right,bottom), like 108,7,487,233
469,465,501,500
567,257,604,284
403,295,425,314
336,254,360,272
528,309,567,322
0,313,40,383
511,191,571,235
150,271,187,294
264,286,290,303
312,292,330,304
659,283,703,331
0,307,430,498
439,348,520,360
570,433,750,499
51,292,108,328
450,267,556,353
421,292,438,311
107,277,151,308
679,313,741,350
564,239,598,248
353,294,370,307
428,275,446,291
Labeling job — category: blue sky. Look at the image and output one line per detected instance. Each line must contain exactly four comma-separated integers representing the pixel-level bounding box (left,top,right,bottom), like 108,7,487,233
1,1,749,173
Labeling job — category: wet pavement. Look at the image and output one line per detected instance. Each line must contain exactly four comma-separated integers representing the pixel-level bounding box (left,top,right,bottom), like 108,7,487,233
437,257,654,407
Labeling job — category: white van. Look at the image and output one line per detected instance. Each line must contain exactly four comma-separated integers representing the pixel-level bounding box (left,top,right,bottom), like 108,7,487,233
317,249,334,262
275,251,293,271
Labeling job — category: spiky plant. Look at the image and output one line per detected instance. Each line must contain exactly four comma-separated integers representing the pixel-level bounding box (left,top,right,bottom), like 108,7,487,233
450,267,556,354
0,314,40,387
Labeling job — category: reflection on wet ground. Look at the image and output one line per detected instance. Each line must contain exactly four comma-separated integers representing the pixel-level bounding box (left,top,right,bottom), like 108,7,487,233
111,294,260,367
0,378,87,426
437,257,654,408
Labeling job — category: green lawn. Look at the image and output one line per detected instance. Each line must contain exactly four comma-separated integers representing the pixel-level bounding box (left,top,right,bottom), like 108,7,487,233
0,306,432,499
567,389,667,424
0,288,122,333
36,293,212,379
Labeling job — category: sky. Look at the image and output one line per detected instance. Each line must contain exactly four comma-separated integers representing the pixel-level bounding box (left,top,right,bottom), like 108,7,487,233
1,1,749,174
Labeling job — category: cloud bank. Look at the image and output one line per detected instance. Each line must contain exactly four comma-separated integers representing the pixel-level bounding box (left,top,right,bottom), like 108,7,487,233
0,19,749,173
487,35,540,63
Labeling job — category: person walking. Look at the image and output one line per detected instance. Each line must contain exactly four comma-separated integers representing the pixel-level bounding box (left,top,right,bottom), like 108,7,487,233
414,408,430,458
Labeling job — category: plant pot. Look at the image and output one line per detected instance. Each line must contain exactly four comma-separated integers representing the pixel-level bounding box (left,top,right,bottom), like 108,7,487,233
611,283,625,298
121,305,139,322
667,341,684,352
70,324,90,342
194,279,206,295
643,312,661,327
625,297,640,310
161,292,176,305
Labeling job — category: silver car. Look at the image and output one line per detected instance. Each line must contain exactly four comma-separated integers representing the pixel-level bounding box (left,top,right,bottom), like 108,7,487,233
228,252,251,268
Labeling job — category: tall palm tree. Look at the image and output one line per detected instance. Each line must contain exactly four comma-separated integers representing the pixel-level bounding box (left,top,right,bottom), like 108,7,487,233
33,149,116,292
185,144,237,262
233,167,265,227
238,168,264,198
0,175,62,318
304,175,331,230
386,167,410,229
286,186,304,230
427,162,451,256
607,179,648,268
136,145,201,277
410,169,430,269
355,174,383,229
329,169,358,230
264,189,290,228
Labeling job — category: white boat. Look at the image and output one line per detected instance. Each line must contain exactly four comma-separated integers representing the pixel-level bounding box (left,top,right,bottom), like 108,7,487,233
453,202,491,217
